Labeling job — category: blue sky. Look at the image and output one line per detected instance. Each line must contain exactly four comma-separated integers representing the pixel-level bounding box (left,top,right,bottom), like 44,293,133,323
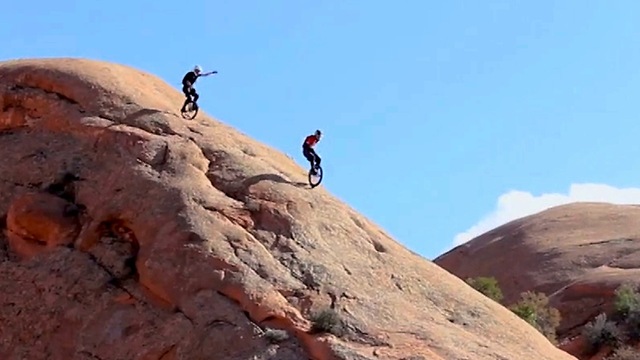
2,1,640,259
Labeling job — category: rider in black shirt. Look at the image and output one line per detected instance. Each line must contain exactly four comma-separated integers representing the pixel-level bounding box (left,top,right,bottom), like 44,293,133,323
181,65,217,112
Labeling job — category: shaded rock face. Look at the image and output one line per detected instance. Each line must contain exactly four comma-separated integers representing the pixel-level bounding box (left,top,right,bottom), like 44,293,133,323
0,58,575,360
435,202,640,358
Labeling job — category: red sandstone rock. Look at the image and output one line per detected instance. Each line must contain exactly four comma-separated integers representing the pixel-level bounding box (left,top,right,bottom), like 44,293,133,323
436,202,640,359
0,58,576,360
6,192,80,258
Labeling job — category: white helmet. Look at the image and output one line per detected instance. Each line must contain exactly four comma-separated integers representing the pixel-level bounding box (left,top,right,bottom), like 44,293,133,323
194,65,202,74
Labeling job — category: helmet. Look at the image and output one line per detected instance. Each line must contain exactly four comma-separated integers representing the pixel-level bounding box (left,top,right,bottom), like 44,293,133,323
194,65,202,74
314,129,322,138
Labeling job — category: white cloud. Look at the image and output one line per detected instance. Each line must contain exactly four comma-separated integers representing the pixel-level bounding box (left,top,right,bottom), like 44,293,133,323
452,183,640,246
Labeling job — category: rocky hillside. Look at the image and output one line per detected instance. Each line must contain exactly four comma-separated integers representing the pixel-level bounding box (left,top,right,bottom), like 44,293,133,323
0,58,575,360
435,202,640,359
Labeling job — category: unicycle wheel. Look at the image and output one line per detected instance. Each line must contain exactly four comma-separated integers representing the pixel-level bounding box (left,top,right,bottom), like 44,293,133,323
308,165,323,188
181,101,199,120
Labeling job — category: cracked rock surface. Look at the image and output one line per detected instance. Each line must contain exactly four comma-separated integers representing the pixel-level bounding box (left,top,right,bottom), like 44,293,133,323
0,58,575,360
435,202,640,359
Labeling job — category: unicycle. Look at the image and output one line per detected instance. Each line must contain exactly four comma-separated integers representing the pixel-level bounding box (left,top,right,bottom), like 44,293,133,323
181,100,199,120
308,165,323,188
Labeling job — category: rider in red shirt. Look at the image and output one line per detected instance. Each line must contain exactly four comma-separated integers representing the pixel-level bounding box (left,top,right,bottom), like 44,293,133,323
302,130,322,175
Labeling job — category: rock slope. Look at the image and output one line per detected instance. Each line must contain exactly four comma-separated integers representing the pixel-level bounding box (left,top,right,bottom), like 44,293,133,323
0,58,575,360
435,202,640,357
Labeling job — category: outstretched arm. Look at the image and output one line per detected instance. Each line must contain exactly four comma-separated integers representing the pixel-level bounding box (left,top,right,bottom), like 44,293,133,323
201,71,218,77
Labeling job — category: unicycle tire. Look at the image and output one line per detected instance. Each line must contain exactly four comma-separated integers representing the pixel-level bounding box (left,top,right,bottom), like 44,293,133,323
181,101,199,120
308,165,323,188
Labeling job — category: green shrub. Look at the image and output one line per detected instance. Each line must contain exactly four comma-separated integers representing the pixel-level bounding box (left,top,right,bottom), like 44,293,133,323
606,345,639,360
614,284,640,319
622,309,640,341
583,313,623,351
310,308,346,337
509,291,561,343
263,328,289,344
609,283,640,341
465,276,504,303
511,299,538,324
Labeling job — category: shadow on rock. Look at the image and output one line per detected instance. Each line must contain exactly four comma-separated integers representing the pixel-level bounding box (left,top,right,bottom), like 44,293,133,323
243,174,308,189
